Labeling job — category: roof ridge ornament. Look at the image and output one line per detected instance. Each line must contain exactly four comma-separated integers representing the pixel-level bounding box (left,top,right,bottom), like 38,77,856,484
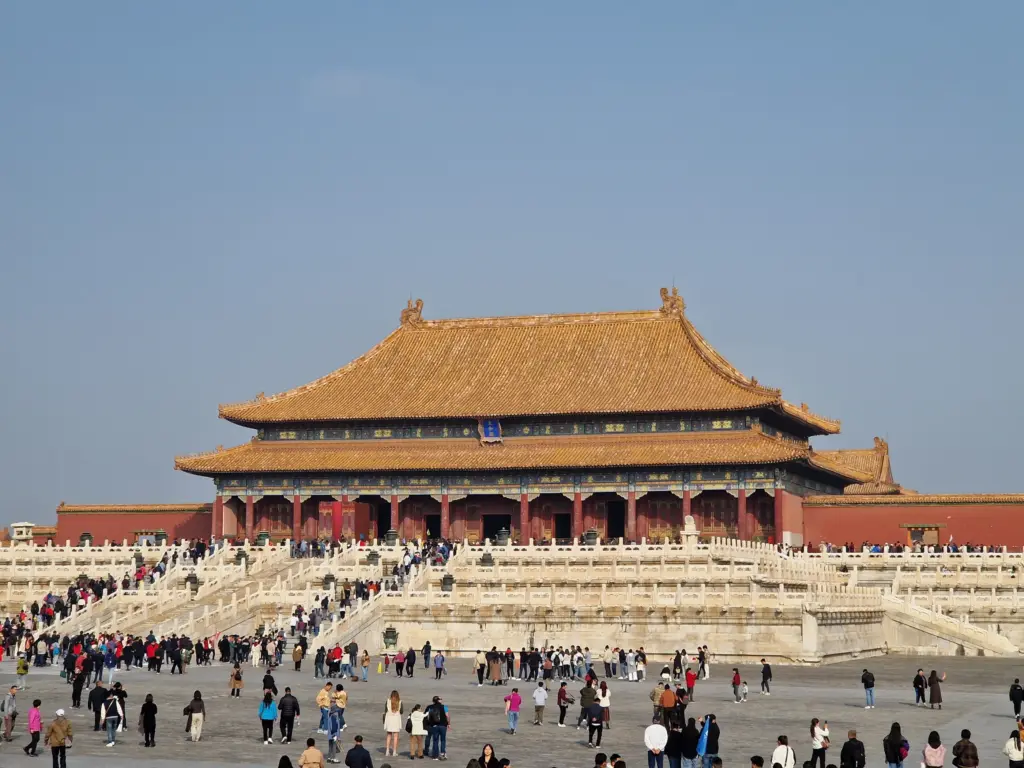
400,298,425,327
659,287,685,315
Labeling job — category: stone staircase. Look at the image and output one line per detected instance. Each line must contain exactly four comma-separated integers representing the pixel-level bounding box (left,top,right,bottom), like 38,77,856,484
0,543,178,616
48,551,196,636
312,559,437,653
881,594,1020,656
119,547,301,637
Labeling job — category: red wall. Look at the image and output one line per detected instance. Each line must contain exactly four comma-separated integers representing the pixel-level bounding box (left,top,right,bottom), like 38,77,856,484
777,489,805,546
803,502,1024,548
56,511,211,545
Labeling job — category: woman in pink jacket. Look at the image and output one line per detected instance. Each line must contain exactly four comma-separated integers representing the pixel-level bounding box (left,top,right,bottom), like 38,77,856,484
23,699,42,756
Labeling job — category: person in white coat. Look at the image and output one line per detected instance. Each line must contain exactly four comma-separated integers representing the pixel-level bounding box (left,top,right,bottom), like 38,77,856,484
1003,730,1024,768
100,690,125,747
771,735,796,768
810,718,830,768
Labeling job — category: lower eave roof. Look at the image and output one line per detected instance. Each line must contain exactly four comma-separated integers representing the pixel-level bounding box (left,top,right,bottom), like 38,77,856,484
176,430,822,476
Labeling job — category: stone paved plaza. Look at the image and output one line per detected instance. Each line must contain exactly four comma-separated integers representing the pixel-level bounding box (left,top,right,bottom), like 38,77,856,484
2,655,1023,768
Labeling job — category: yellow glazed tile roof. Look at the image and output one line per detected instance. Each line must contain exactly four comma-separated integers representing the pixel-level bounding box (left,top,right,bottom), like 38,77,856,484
217,290,840,434
804,493,1024,506
176,430,811,475
57,503,213,515
816,437,909,494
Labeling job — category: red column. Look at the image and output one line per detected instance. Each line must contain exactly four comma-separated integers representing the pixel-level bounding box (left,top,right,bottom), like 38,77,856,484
291,495,302,542
212,496,223,540
737,488,748,540
332,498,343,542
682,489,692,527
519,494,529,542
626,491,637,542
390,495,399,534
441,494,450,539
244,496,255,542
773,490,784,545
573,492,583,538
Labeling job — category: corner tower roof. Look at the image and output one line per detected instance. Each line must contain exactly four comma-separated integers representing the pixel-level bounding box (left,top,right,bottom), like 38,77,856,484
218,289,840,434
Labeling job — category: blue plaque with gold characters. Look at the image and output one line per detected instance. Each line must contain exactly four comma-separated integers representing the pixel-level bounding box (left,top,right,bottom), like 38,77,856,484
479,418,502,443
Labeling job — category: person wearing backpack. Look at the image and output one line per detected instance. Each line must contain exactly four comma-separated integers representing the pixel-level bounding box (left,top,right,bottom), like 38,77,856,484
230,662,244,699
882,722,910,768
408,703,427,759
425,695,449,760
861,669,876,709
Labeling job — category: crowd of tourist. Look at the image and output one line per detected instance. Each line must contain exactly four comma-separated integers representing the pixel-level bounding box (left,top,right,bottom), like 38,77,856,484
813,540,1004,554
5,627,1024,768
4,535,1021,768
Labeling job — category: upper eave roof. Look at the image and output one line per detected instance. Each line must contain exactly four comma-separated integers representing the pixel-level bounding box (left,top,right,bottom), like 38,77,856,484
218,289,840,435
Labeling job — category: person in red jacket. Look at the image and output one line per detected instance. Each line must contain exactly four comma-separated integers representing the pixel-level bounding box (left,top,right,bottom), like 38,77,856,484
731,668,742,703
685,667,697,701
556,681,575,727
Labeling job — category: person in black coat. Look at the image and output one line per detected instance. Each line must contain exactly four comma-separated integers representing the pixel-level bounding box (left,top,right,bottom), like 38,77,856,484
665,721,684,765
681,718,700,764
278,687,300,744
140,693,158,747
406,648,416,678
1011,678,1024,717
478,743,501,768
87,680,108,730
701,715,720,758
63,653,77,686
913,669,929,706
263,673,278,696
840,729,866,768
71,666,87,707
344,734,374,768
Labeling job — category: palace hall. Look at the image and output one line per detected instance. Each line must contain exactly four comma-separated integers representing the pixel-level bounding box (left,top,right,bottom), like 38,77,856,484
172,288,860,547
47,289,1024,548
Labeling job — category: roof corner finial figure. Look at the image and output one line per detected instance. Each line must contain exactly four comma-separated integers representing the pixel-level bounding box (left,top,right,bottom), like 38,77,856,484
400,298,425,326
659,286,685,315
255,392,266,402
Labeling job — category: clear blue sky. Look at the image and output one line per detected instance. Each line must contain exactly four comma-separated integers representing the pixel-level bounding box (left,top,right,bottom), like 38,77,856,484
2,3,1021,525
